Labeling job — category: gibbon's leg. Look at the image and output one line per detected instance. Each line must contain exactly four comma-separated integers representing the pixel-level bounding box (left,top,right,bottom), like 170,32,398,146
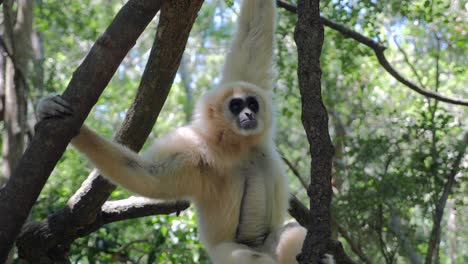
261,223,306,264
265,223,335,264
36,94,199,199
276,224,306,264
221,0,277,90
210,242,276,264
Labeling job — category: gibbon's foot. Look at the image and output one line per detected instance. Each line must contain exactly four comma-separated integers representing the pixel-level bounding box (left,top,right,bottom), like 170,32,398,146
211,242,277,264
230,249,276,264
36,93,73,121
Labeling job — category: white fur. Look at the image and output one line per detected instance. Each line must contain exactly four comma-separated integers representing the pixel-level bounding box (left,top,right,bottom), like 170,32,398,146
35,0,333,263
221,0,277,91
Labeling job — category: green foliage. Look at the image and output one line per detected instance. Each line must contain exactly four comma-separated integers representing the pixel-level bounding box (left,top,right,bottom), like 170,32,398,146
70,212,208,263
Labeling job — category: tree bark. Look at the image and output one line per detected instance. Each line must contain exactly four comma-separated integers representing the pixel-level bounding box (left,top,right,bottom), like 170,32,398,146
294,0,335,263
0,1,162,261
16,1,203,262
0,44,5,124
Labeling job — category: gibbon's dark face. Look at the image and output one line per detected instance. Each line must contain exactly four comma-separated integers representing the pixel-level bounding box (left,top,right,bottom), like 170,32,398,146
228,96,260,130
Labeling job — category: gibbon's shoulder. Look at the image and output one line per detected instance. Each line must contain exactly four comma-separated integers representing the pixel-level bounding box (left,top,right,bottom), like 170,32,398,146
144,126,213,168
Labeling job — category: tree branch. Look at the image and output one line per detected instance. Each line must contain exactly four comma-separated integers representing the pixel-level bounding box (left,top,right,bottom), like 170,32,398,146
389,212,422,264
289,197,357,264
425,133,467,264
392,36,426,89
289,195,311,228
101,197,190,225
16,1,204,262
0,1,162,261
336,222,373,264
277,0,468,106
286,164,365,264
280,152,308,190
18,199,190,261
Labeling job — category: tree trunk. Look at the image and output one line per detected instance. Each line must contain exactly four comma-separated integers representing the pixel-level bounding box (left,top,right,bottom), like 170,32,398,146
294,1,335,262
1,0,33,187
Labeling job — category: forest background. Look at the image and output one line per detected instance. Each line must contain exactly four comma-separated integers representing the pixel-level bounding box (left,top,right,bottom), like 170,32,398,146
0,0,466,263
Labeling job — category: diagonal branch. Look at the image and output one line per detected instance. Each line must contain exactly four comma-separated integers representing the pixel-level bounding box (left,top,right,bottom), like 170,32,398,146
336,221,373,264
280,151,308,190
289,197,357,264
289,195,311,228
0,1,162,261
286,161,370,263
16,1,204,262
425,133,467,264
392,35,426,89
101,197,190,225
18,198,190,259
277,0,468,106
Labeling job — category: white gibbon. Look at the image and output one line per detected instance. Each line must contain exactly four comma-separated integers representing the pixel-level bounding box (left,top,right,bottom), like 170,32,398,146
37,0,333,263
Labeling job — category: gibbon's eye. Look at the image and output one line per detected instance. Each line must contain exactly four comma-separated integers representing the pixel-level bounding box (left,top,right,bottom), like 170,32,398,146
246,97,259,113
229,98,245,115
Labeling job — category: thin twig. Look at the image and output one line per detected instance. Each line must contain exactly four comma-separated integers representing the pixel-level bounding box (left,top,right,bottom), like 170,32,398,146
392,35,426,89
276,0,468,106
335,221,373,264
280,152,308,190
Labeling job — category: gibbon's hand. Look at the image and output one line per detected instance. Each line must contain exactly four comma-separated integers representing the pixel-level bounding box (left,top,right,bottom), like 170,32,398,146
36,93,74,121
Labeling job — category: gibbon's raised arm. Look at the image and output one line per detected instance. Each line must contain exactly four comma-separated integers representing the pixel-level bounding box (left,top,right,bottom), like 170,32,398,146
220,0,276,90
71,125,199,199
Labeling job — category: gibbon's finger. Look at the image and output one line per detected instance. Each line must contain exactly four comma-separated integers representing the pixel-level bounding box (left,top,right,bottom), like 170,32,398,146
49,98,73,115
41,113,66,120
41,106,71,120
52,96,74,114
39,111,62,120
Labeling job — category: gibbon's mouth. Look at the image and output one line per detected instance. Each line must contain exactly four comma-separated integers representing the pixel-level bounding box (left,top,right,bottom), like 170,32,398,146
239,119,258,130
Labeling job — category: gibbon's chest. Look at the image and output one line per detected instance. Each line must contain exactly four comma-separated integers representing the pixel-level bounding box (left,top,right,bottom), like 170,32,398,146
234,150,275,247
195,148,275,247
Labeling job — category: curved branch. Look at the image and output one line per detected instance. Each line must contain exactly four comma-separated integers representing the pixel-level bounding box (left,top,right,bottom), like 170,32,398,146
277,0,468,106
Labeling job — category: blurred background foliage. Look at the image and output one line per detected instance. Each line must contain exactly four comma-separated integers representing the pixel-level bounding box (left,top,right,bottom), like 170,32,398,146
0,0,466,263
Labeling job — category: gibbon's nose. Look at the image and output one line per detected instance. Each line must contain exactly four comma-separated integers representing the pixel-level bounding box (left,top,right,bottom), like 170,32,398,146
245,112,254,120
239,109,257,130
